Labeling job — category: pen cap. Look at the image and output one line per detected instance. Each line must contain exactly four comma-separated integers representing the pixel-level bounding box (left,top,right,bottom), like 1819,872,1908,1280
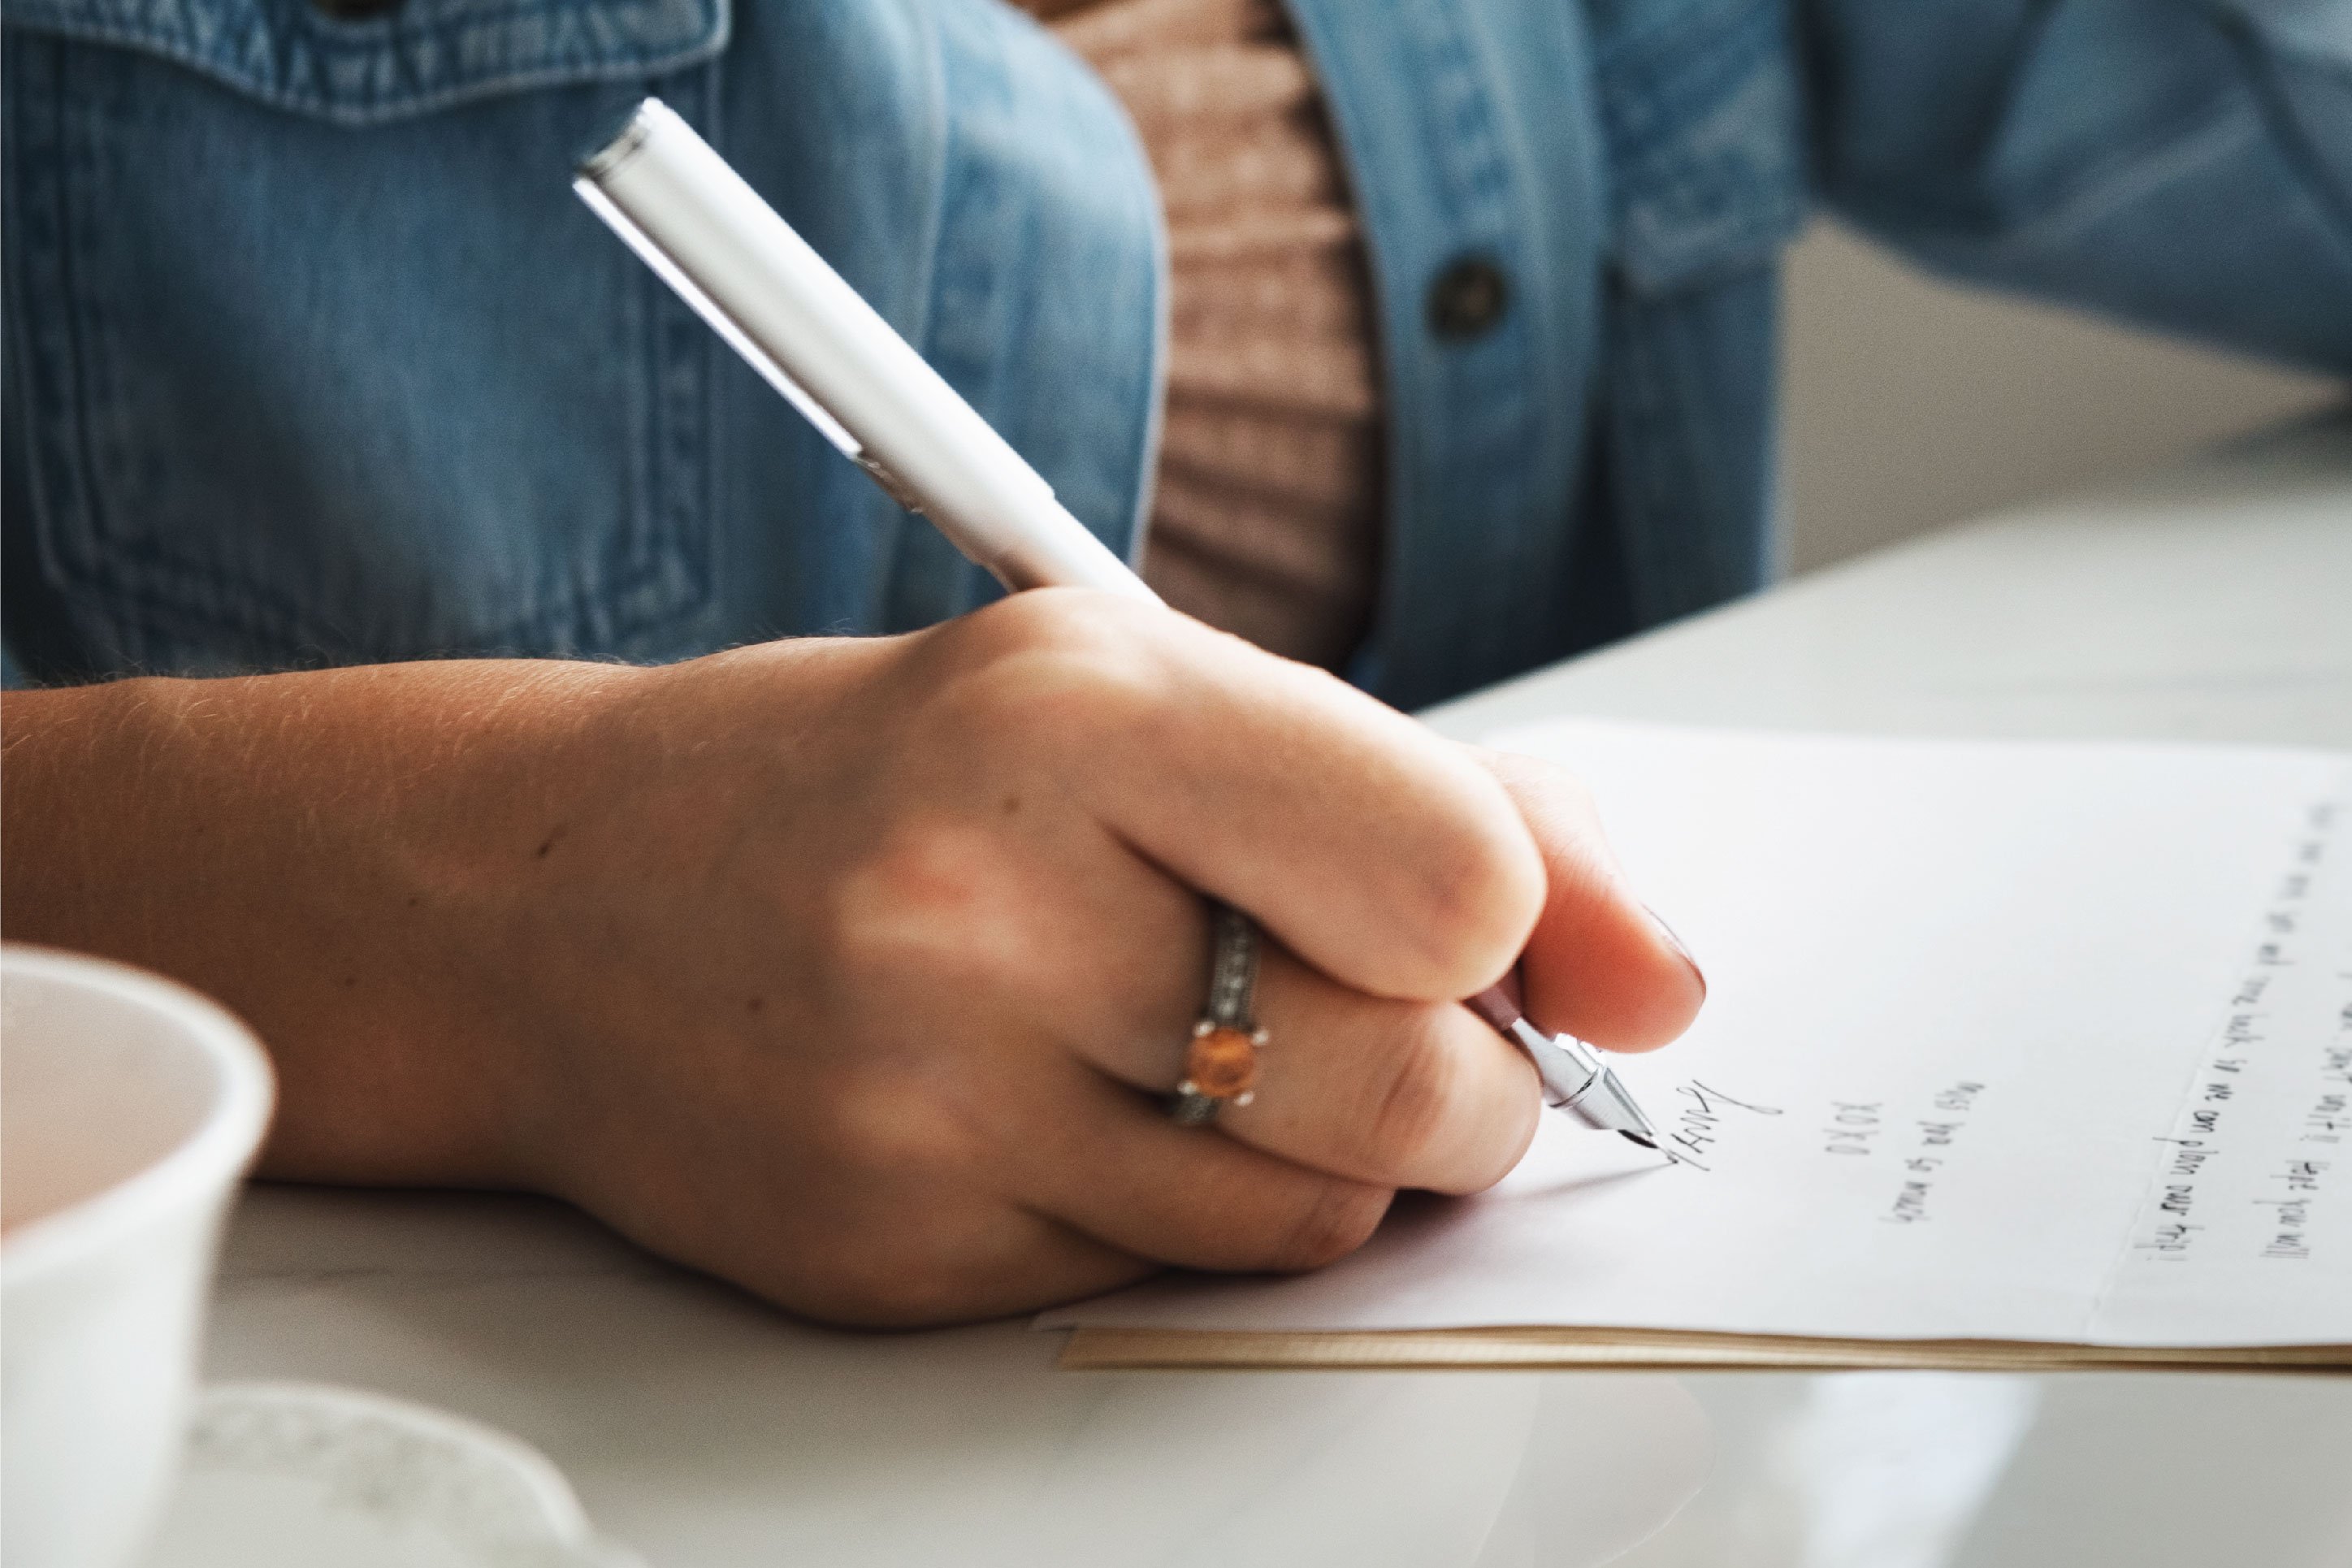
577,99,1154,602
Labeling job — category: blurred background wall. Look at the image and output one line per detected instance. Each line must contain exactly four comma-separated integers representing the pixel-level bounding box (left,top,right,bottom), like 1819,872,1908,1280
1777,219,2345,574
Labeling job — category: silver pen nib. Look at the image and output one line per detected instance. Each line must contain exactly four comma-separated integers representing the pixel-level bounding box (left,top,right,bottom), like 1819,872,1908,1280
1501,1018,1660,1144
1466,985,1662,1147
1570,1066,1661,1149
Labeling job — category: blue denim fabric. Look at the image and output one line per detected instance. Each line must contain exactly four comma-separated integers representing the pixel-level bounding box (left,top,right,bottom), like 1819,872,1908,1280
6,0,2348,704
2,0,1161,676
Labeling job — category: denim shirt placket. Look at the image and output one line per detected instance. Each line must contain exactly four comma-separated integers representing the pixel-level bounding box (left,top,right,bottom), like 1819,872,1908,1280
1284,0,1609,711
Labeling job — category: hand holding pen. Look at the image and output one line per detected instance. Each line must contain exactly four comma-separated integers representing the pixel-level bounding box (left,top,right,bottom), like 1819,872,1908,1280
578,100,1672,1146
188,99,1696,1328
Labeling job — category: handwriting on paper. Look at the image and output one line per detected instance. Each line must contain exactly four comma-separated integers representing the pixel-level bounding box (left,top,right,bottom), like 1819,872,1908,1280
2131,796,2347,1267
1883,1081,1986,1224
1823,1101,1882,1157
1661,1081,1782,1172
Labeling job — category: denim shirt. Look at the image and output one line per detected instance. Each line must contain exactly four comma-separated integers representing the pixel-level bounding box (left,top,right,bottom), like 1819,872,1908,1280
6,0,2349,707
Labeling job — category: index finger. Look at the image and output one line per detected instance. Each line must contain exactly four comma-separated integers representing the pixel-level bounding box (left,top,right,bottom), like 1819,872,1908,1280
939,591,1547,1003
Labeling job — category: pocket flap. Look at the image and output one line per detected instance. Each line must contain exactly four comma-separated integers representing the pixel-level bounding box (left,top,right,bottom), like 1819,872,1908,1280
1596,0,1807,294
4,0,728,125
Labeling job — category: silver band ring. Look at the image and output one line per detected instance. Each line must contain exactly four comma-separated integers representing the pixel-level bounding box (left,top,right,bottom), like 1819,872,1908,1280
1169,903,1270,1125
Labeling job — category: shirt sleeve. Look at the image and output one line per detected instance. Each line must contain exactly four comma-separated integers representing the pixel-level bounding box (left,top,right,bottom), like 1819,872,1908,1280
1801,0,2352,376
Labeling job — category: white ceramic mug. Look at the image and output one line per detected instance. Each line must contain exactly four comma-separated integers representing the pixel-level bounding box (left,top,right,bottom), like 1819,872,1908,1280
2,946,275,1568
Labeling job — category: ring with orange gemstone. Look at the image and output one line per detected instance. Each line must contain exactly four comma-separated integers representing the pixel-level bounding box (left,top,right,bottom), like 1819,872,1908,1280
1168,903,1270,1126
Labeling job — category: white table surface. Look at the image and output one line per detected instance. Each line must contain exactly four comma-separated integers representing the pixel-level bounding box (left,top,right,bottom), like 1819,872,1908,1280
204,414,2352,1568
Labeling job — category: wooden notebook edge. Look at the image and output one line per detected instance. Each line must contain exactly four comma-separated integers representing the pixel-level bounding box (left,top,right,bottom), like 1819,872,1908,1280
1059,1326,2352,1374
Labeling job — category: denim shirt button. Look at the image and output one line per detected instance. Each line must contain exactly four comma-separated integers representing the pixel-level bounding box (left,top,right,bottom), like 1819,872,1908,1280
1427,255,1509,340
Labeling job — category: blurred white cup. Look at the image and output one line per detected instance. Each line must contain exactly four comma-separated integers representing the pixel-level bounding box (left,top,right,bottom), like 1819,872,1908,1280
2,946,274,1568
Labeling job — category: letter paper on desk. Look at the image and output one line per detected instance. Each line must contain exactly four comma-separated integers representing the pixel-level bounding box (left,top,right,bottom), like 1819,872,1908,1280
1044,722,2352,1371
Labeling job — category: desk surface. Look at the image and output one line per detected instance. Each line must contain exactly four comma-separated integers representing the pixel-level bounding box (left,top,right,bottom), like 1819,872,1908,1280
207,417,2352,1568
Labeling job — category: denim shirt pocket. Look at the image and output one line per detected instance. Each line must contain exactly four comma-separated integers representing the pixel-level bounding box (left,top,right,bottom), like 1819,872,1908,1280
4,0,730,674
1587,0,1808,630
1594,0,1806,297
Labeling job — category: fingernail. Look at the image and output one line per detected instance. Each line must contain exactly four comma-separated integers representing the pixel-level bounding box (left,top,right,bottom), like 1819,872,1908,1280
1644,904,1707,1000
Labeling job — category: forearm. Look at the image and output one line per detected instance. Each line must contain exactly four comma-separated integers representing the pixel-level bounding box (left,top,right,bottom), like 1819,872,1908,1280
0,597,1708,1327
0,661,630,1186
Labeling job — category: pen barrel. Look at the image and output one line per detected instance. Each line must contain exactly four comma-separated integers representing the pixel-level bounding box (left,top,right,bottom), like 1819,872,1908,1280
580,100,1155,604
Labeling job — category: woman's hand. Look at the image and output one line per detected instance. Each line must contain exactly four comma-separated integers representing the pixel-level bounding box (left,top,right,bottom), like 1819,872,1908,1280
1,591,1703,1324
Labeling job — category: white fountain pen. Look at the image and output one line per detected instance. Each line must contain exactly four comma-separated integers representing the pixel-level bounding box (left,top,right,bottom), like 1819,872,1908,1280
576,97,1662,1143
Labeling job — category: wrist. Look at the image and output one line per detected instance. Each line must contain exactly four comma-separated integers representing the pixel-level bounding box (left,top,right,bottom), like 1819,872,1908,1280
2,662,648,1192
444,638,888,1201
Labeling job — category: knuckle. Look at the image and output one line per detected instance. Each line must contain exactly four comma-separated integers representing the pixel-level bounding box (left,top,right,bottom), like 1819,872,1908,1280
1334,748,1548,1001
950,587,1155,678
932,591,1177,743
958,583,1124,655
1267,1180,1392,1272
1361,1019,1469,1174
808,1061,983,1184
1406,812,1543,988
824,816,1038,996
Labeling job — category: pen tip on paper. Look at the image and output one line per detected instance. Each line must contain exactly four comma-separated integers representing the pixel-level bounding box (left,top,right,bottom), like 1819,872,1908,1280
1620,1131,1658,1150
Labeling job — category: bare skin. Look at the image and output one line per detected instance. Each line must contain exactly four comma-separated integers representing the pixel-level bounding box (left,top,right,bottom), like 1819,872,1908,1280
0,591,1703,1325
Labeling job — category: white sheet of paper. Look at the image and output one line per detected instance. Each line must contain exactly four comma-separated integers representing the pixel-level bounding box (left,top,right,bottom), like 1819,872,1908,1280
1043,722,2352,1348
